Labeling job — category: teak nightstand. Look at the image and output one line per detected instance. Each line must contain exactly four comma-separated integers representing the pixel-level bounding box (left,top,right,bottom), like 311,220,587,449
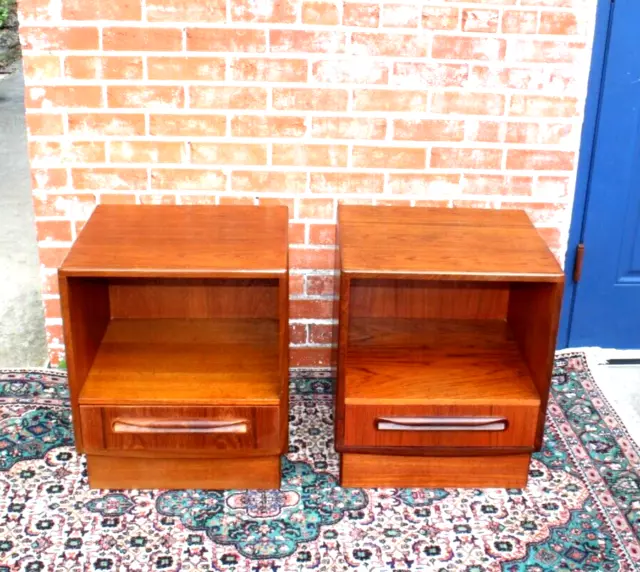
335,205,564,488
59,205,289,490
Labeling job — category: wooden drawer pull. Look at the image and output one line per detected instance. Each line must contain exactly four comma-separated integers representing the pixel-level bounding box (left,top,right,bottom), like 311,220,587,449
375,417,508,432
112,419,248,434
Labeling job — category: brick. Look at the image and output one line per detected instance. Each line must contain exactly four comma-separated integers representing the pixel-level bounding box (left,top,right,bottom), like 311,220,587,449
538,123,574,145
64,56,143,80
310,173,384,194
353,89,427,112
39,247,70,267
308,224,337,245
290,323,307,344
99,193,138,205
462,9,499,32
290,299,334,319
108,86,184,109
30,141,106,164
431,148,503,170
191,143,267,165
110,142,186,163
501,202,566,225
502,10,538,34
535,176,570,199
20,27,99,50
23,55,60,80
151,169,226,191
270,30,346,53
312,118,386,140
290,275,305,296
539,11,579,35
289,223,306,245
431,92,505,115
36,220,73,242
382,4,420,28
469,65,574,92
68,113,145,136
297,198,335,220
351,33,429,57
290,248,336,269
231,58,308,82
41,272,60,295
273,144,348,167
44,298,62,319
309,324,334,344
231,115,307,138
344,3,379,27
392,62,468,88
103,27,183,51
520,0,571,5
461,175,532,196
273,88,348,111
231,0,297,23
26,86,102,109
231,171,307,193
63,0,141,20
465,120,503,142
445,0,516,4
32,193,96,216
510,95,578,118
72,169,147,190
257,197,295,210
389,174,460,195
312,60,388,85
422,6,459,30
190,87,266,109
290,347,333,368
394,119,464,141
148,57,225,81
31,170,69,190
353,147,426,169
306,274,336,296
432,36,506,60
537,227,561,251
151,114,226,137
177,195,219,205
506,150,574,171
146,0,225,22
302,2,340,25
18,0,59,22
187,28,266,52
508,40,584,64
139,194,177,205
26,113,64,136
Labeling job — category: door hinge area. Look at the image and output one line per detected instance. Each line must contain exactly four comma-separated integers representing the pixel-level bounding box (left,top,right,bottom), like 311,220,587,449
573,243,585,283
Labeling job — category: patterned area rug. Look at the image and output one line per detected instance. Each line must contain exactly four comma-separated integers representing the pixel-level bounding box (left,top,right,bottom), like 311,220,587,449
1,352,639,571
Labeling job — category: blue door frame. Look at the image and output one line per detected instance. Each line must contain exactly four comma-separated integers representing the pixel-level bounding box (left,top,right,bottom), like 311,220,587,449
557,0,615,348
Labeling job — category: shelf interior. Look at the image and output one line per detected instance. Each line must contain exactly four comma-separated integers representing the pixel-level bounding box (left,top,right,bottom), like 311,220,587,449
79,318,281,406
345,318,540,406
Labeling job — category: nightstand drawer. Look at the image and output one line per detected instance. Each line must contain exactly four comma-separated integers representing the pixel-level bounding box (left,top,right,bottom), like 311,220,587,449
343,403,539,450
80,405,281,456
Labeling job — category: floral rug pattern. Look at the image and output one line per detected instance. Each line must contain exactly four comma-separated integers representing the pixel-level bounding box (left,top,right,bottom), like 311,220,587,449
0,353,639,571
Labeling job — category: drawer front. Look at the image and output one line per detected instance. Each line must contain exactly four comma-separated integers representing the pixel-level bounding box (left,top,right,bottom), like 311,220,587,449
343,403,538,449
80,405,280,455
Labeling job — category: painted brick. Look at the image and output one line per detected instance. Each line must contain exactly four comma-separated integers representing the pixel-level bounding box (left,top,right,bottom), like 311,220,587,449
432,36,506,60
344,3,379,27
68,113,146,136
469,65,575,92
351,33,429,57
139,194,178,205
146,0,225,22
150,114,226,137
232,58,308,82
30,141,106,164
461,175,533,196
431,148,503,170
148,57,225,81
308,224,337,245
422,6,459,30
151,169,226,191
273,144,348,167
290,248,336,270
36,220,73,242
72,168,148,190
510,95,579,118
108,86,184,109
353,147,426,169
502,10,538,34
312,60,389,85
99,193,138,205
18,0,59,22
110,142,186,163
231,0,297,23
191,143,268,165
381,4,420,28
312,117,386,140
32,193,95,216
297,198,335,219
26,86,102,109
539,12,580,35
508,40,584,64
289,223,306,245
187,28,266,52
20,26,99,50
64,56,143,80
461,9,499,33
310,173,385,194
506,150,575,171
190,87,267,109
231,115,307,137
231,171,307,193
63,0,141,20
273,88,348,111
431,92,505,115
536,176,571,199
302,2,340,25
392,62,468,88
23,55,60,80
26,113,64,136
394,119,464,142
270,30,346,53
353,90,428,112
103,28,183,51
388,174,460,196
31,169,69,190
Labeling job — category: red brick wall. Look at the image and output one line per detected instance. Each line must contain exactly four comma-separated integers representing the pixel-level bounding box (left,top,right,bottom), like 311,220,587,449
18,0,596,367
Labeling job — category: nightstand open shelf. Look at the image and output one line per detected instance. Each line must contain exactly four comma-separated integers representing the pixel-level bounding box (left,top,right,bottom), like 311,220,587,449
335,206,564,488
59,205,289,490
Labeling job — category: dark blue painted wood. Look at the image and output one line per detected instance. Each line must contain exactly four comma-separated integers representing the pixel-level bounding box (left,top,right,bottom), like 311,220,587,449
568,0,640,348
558,0,614,348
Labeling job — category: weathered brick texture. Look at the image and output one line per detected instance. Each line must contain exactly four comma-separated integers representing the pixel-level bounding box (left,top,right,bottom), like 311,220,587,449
18,0,596,366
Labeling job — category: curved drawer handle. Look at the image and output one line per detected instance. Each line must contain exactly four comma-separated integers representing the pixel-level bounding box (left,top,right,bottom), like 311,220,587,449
112,419,248,434
376,417,508,432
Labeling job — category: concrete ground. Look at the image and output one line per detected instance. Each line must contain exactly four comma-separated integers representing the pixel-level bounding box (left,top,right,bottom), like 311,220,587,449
0,67,48,366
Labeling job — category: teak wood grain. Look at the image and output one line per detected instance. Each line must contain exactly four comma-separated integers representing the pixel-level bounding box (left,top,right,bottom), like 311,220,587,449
338,205,564,282
59,205,288,278
59,204,289,489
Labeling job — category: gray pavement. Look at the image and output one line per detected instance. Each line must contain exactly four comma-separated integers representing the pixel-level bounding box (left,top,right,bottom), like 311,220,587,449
0,67,48,366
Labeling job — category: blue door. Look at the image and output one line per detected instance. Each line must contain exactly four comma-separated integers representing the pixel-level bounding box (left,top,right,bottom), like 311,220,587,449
568,0,640,348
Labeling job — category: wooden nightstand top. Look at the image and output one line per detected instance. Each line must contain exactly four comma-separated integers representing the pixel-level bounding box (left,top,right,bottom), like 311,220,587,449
60,205,289,278
338,205,563,282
